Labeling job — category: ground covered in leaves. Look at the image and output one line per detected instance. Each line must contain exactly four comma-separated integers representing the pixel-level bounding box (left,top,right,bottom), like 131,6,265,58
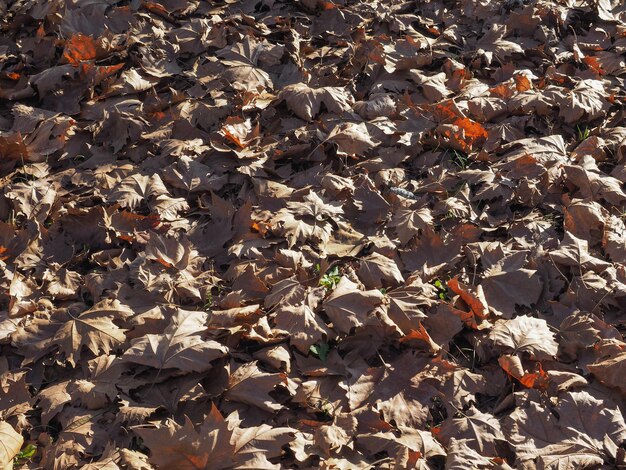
1,0,626,468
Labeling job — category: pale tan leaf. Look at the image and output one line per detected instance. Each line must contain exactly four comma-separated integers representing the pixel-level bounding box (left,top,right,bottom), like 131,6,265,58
0,421,23,469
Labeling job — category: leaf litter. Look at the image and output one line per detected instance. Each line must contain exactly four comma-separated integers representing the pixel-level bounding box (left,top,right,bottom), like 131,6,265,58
1,0,626,468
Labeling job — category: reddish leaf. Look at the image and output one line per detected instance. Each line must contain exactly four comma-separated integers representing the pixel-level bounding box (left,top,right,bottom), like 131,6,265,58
63,34,97,66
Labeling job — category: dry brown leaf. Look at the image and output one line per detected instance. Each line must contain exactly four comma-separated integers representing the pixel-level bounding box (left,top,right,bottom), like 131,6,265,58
224,361,287,413
357,252,404,289
480,252,542,317
588,351,626,394
273,303,332,354
123,309,227,373
279,83,353,121
503,391,626,467
134,406,234,470
489,316,558,360
53,305,127,367
323,277,385,334
435,406,505,455
4,1,626,468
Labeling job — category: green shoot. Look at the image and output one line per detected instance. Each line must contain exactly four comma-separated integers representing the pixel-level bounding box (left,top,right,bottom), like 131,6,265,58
577,124,590,141
450,149,469,170
319,266,341,290
309,342,330,361
14,443,37,466
432,279,449,301
204,292,213,311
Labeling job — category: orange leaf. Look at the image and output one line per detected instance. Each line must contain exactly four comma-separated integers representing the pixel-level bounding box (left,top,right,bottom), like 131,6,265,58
149,111,167,122
453,117,488,143
518,368,549,389
432,100,459,122
222,128,246,148
489,83,514,99
400,322,441,354
80,62,94,76
498,355,549,390
447,278,488,319
400,322,431,343
447,305,479,330
514,74,532,92
155,257,173,268
450,223,482,243
0,246,9,261
142,1,169,16
583,56,605,76
432,101,487,150
95,63,125,81
63,34,97,66
299,419,325,428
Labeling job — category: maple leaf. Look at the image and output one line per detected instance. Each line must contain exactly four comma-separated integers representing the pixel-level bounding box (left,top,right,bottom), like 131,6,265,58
588,350,626,394
489,316,558,360
560,79,610,124
272,191,343,248
503,390,626,467
123,309,228,373
144,232,196,270
385,282,433,335
444,438,497,469
224,361,287,413
357,252,404,289
480,251,542,317
357,426,446,464
108,173,169,210
278,83,353,121
287,191,343,221
35,381,72,425
53,303,127,367
228,411,296,467
389,204,433,245
558,312,618,360
135,405,235,470
326,122,378,156
435,406,505,455
401,227,462,278
550,231,611,273
323,277,385,334
273,303,332,354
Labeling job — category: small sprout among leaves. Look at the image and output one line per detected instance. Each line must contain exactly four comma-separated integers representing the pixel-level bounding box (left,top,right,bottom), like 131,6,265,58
577,124,591,141
14,444,37,466
319,266,341,291
309,342,330,361
433,279,449,300
449,149,469,170
204,293,213,311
